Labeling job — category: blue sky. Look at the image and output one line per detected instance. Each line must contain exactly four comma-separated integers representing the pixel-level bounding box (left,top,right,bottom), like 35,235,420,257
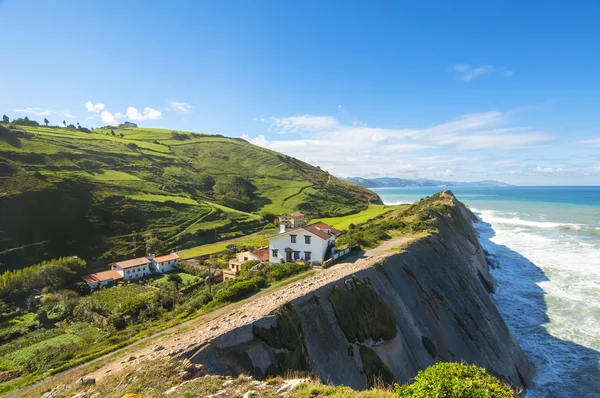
1,0,599,185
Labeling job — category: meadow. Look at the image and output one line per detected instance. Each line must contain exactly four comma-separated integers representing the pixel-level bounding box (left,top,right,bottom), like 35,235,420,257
0,123,379,270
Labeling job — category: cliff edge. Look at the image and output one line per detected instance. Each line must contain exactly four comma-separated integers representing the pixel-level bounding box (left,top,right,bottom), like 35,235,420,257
184,191,535,392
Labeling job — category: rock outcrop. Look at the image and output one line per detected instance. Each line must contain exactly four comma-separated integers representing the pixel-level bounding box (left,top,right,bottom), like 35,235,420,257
182,191,535,392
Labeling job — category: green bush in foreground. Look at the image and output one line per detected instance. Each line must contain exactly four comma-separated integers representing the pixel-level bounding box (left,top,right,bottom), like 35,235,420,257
396,362,515,398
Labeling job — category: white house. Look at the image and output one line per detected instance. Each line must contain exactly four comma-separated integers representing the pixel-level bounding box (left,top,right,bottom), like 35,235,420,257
151,253,180,273
110,257,152,281
82,270,123,289
267,222,340,264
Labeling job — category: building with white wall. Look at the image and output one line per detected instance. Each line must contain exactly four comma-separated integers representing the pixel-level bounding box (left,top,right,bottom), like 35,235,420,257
267,222,340,264
82,270,123,289
278,212,306,228
110,257,152,281
151,253,180,273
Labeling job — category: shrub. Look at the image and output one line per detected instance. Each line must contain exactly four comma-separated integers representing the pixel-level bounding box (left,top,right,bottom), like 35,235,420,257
213,276,266,303
395,362,515,398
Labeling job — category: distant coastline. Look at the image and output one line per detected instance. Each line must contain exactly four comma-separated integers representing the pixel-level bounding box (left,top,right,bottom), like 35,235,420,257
344,176,513,189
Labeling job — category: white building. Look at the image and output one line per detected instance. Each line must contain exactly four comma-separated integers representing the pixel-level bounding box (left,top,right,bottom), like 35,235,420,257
110,257,153,281
82,270,123,289
267,222,340,265
151,253,180,273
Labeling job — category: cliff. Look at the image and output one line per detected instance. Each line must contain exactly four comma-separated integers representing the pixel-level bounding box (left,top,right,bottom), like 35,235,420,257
183,191,534,392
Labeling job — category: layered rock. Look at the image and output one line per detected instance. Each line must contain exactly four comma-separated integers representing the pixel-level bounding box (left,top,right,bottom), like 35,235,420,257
183,191,535,392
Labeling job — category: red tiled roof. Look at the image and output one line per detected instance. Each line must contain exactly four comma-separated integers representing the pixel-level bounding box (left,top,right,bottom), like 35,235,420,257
110,257,151,269
251,247,270,262
302,222,340,240
287,212,305,217
266,222,339,241
153,253,180,263
83,270,123,285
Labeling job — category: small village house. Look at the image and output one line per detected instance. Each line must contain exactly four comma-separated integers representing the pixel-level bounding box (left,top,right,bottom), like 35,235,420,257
82,270,123,289
224,247,269,280
83,253,181,288
268,222,340,265
150,253,180,273
278,212,306,228
110,257,153,281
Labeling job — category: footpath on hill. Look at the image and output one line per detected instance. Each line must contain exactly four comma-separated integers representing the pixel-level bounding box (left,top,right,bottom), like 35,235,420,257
18,236,413,397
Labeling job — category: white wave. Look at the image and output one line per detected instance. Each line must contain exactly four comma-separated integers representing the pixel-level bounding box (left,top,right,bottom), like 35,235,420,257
478,209,581,230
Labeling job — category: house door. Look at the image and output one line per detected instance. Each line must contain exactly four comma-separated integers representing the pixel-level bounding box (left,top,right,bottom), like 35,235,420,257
286,250,293,262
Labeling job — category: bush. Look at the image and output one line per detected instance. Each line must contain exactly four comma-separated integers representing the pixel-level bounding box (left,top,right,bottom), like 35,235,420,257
263,262,310,282
396,362,515,398
213,276,266,303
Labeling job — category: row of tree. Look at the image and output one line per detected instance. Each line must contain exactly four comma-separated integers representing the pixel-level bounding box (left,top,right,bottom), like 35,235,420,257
1,114,92,130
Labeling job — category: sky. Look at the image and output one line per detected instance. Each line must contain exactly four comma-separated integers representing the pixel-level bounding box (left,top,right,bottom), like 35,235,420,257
0,0,599,185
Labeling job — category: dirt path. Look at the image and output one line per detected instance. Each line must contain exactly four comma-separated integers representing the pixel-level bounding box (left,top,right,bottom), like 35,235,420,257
19,236,412,397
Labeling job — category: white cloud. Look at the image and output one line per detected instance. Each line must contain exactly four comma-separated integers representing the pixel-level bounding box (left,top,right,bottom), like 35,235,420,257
580,138,600,146
532,166,564,174
246,109,556,178
14,107,54,116
270,115,340,133
454,64,514,82
85,101,105,113
86,103,163,125
101,111,118,125
169,101,193,113
584,165,600,175
123,106,162,121
454,64,470,72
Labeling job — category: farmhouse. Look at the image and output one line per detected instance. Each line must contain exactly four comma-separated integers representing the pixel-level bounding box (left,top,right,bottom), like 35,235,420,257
224,247,269,280
151,253,180,273
268,222,340,265
278,212,306,228
110,257,153,281
82,270,123,289
83,253,182,288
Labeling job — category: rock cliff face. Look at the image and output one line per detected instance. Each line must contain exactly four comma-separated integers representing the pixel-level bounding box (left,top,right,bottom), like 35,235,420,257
184,191,535,392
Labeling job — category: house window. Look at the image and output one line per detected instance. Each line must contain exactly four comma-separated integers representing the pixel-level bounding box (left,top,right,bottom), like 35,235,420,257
272,249,279,257
304,235,311,244
304,252,312,261
290,235,297,243
127,270,130,274
294,251,300,260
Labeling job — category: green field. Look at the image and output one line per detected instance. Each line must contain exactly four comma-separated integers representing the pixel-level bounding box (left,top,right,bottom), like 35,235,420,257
179,228,277,259
0,123,379,269
315,204,403,230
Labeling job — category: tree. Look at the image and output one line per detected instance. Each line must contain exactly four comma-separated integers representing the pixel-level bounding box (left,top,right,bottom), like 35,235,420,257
167,274,183,290
44,118,49,126
2,115,8,124
62,120,66,127
77,122,80,128
145,235,162,255
119,133,124,138
111,129,116,136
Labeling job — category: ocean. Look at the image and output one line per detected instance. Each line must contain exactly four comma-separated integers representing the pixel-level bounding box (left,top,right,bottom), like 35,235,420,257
372,186,600,397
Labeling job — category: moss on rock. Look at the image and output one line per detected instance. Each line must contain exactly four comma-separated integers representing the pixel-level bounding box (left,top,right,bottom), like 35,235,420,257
329,278,397,343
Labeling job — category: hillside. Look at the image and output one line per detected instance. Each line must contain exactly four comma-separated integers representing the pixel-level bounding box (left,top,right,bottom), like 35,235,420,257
0,123,379,270
344,176,512,188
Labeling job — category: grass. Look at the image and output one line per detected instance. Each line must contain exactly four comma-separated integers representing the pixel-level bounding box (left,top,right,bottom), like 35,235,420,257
0,123,378,270
149,271,200,289
41,357,397,398
178,228,277,259
315,204,402,231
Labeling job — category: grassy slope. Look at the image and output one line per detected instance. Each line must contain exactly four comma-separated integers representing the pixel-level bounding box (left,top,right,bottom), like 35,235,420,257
0,125,379,270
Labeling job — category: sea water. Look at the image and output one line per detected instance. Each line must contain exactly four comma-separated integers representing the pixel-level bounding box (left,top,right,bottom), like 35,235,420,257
372,186,600,397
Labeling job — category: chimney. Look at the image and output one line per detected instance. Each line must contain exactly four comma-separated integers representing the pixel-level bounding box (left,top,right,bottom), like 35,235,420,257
280,224,287,234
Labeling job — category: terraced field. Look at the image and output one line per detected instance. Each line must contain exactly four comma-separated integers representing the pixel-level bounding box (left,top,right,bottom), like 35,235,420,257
0,124,379,270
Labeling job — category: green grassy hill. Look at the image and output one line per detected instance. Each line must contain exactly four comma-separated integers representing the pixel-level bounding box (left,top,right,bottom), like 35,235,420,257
0,124,379,270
